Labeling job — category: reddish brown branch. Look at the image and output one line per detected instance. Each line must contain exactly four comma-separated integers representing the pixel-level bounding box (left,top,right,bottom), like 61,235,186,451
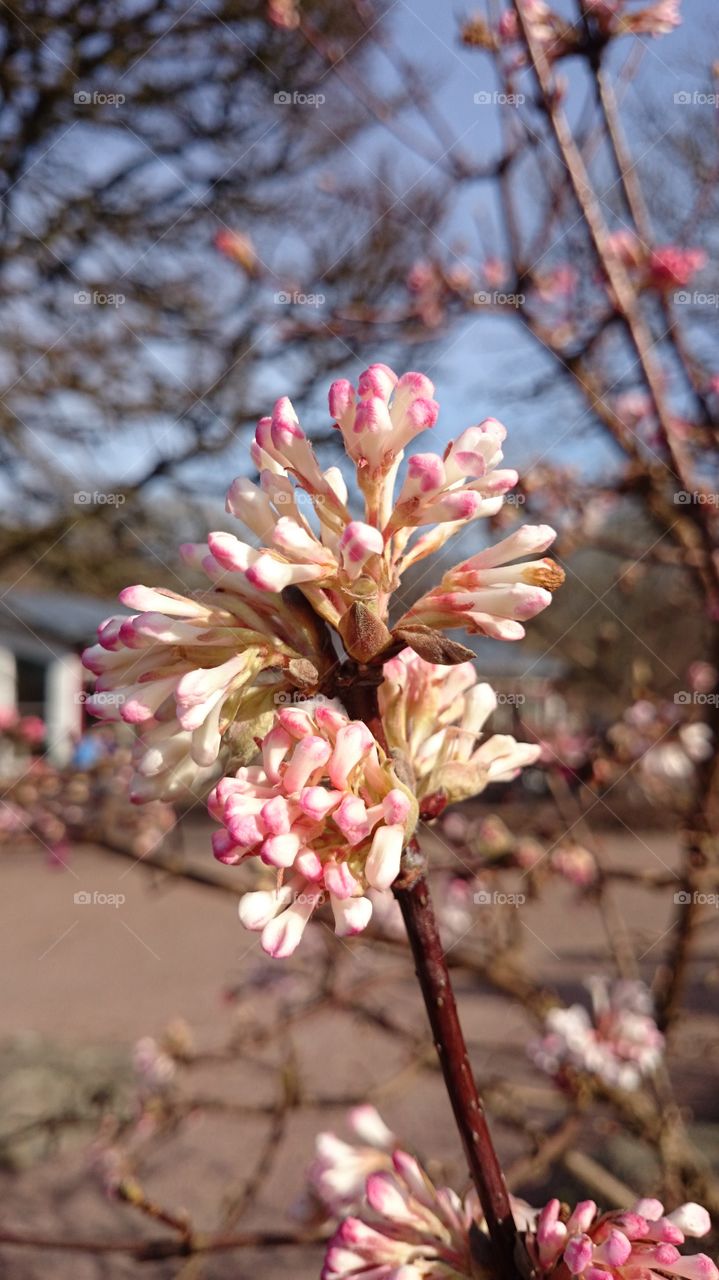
394,863,521,1279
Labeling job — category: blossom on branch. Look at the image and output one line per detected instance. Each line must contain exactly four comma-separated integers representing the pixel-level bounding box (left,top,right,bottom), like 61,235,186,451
314,1109,716,1280
380,647,540,812
209,700,418,956
530,976,664,1090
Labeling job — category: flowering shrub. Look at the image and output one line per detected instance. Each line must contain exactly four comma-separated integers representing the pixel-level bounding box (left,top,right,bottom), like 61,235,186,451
84,364,563,952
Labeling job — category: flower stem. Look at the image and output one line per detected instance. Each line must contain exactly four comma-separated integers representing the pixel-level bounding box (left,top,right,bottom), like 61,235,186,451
394,850,521,1280
342,661,521,1276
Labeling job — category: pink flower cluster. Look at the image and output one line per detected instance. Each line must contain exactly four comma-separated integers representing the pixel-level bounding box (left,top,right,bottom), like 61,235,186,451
316,1112,480,1279
82,567,328,800
606,230,705,293
529,1197,716,1280
312,1109,717,1280
210,700,417,956
210,364,562,641
530,977,665,1090
380,647,541,811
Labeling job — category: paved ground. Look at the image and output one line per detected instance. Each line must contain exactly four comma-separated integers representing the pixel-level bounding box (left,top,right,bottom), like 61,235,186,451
0,818,717,1279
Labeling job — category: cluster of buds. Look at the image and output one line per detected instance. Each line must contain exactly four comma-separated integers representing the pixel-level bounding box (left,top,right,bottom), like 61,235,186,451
380,647,540,814
606,230,705,293
82,565,330,800
84,362,563,941
210,699,418,956
530,977,665,1090
84,363,563,808
489,0,680,54
528,1197,716,1280
313,1108,716,1280
317,1113,482,1279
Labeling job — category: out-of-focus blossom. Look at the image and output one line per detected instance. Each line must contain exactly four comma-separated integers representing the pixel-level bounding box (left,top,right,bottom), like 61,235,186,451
616,0,682,36
606,229,703,291
551,842,597,887
649,245,706,290
380,648,541,812
214,228,260,275
530,977,664,1090
533,264,578,303
267,0,300,30
210,700,418,956
133,1036,176,1092
309,1106,396,1217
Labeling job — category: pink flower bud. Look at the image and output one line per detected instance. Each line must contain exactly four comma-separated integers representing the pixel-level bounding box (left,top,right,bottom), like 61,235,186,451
333,795,371,845
339,521,384,578
358,363,398,402
328,378,355,423
328,723,374,788
239,885,293,931
324,860,360,899
260,832,301,868
667,1205,712,1238
365,824,403,890
284,736,333,792
331,893,373,937
261,891,322,957
564,1233,594,1274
